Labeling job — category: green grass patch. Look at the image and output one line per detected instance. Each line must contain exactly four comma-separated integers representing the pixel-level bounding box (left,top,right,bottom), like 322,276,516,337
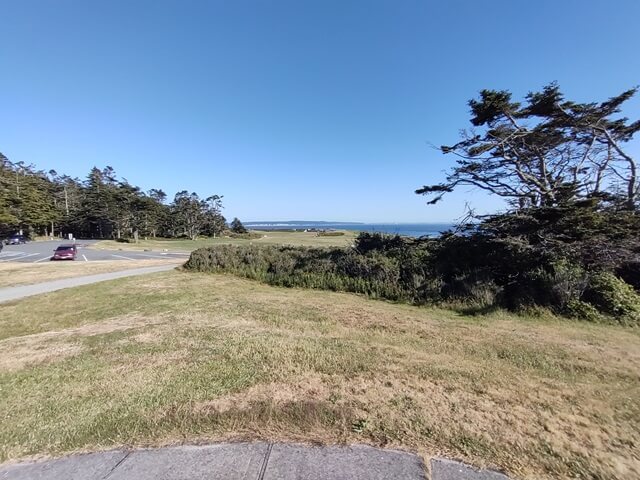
0,271,638,479
93,230,356,252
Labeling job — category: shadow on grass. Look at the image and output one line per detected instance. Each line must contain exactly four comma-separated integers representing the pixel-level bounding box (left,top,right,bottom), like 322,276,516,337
451,303,501,316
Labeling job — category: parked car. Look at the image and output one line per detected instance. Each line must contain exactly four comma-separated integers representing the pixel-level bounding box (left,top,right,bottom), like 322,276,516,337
6,235,29,245
52,244,77,261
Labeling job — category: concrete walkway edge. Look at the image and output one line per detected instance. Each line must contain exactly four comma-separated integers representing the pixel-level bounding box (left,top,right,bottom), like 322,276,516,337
0,443,512,479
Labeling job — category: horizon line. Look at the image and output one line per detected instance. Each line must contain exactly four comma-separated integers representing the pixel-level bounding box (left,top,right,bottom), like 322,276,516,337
244,220,456,225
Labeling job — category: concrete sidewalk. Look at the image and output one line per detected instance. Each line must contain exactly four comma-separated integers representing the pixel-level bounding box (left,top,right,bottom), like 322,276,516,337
0,443,511,480
0,264,177,303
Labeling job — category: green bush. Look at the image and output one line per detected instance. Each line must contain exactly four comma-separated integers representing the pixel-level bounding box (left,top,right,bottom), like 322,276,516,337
565,300,603,323
224,231,262,239
184,205,640,325
185,243,414,301
583,272,640,325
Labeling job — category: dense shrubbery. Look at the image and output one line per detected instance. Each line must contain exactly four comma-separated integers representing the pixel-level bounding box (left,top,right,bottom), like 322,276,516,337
224,230,262,239
185,203,640,324
185,243,411,300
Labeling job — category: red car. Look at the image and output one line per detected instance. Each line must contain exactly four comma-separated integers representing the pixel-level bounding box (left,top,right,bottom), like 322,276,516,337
52,244,77,261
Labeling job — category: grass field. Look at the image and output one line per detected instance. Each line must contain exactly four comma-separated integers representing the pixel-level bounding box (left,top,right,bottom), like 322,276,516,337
0,259,181,288
93,230,357,252
1,270,638,479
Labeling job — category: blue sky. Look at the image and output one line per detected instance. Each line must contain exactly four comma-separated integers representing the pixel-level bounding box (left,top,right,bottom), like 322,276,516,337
1,0,639,222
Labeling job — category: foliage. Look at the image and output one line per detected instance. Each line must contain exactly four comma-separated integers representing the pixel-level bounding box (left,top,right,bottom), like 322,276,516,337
565,300,603,323
416,83,640,210
171,192,224,240
186,207,640,324
410,83,640,322
583,272,640,324
230,217,247,234
185,243,412,301
0,154,225,240
225,231,262,239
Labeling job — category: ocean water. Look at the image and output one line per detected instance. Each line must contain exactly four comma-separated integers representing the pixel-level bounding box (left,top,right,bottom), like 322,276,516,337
244,222,454,238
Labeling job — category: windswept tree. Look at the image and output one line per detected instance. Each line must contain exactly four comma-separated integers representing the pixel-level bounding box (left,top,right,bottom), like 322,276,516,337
416,83,639,210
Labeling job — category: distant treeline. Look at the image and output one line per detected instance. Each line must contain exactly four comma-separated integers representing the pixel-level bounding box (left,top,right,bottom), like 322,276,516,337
0,152,225,240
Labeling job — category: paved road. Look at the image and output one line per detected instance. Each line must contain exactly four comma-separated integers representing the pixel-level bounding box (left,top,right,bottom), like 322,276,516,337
0,240,189,263
0,443,511,480
0,264,177,303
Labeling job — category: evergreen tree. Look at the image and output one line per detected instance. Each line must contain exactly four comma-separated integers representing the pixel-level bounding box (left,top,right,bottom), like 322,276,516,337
230,217,247,234
0,152,224,241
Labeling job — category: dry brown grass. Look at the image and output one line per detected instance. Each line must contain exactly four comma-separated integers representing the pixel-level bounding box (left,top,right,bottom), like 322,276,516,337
0,271,638,479
0,259,182,288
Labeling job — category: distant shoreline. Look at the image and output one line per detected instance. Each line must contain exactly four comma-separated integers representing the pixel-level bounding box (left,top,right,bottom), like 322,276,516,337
245,221,365,226
246,222,454,238
245,221,449,226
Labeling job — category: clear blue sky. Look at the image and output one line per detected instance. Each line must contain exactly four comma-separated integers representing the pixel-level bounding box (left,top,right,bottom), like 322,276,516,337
1,0,639,222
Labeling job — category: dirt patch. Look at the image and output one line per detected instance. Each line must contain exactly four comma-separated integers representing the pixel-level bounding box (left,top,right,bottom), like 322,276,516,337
0,339,82,372
0,314,164,371
196,375,330,414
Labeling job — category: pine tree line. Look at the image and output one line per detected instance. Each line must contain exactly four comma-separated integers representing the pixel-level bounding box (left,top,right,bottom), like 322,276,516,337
0,153,226,240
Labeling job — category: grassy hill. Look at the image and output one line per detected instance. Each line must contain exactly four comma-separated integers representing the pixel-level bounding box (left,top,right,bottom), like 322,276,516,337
1,268,638,479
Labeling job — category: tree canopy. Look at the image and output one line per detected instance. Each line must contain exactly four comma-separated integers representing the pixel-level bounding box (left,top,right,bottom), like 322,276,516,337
0,154,227,240
230,217,247,234
416,83,640,210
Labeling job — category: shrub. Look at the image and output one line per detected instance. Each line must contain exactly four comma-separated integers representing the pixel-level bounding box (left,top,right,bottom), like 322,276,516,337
225,231,262,239
565,300,603,323
583,272,640,325
184,209,640,325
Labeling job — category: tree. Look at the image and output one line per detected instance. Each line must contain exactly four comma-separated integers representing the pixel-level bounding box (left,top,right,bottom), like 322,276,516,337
143,189,169,238
230,217,247,234
0,155,58,236
0,152,226,241
81,167,115,238
0,153,19,230
416,83,640,210
202,195,226,237
170,191,223,240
